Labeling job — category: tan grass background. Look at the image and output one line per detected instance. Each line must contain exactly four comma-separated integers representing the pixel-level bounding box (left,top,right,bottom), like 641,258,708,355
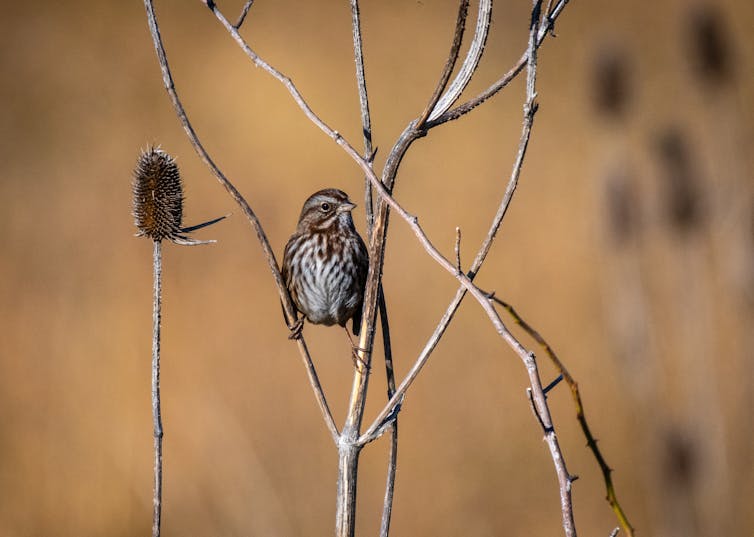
1,0,752,535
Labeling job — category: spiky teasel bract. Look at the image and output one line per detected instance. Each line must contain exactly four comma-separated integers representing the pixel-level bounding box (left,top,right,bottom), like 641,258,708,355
133,147,184,242
132,147,224,245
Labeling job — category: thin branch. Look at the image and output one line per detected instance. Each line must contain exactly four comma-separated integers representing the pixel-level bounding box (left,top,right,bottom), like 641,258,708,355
454,227,462,273
233,0,254,30
491,295,635,537
151,240,163,537
349,0,375,236
427,0,493,122
527,387,547,432
377,287,398,537
416,0,470,128
543,0,555,29
143,0,339,443
428,0,569,128
201,0,368,165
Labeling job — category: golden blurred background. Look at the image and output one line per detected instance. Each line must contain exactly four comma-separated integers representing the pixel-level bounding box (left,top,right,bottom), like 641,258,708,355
1,0,752,535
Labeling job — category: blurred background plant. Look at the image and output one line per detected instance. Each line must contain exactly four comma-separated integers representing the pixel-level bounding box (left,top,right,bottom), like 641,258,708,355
0,1,751,536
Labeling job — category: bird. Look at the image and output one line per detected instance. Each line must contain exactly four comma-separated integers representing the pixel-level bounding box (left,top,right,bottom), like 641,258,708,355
281,189,369,345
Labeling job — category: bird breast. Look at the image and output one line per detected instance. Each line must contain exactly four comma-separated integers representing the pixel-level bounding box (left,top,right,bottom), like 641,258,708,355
289,231,361,326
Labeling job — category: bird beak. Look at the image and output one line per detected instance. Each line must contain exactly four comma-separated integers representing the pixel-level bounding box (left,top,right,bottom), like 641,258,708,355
338,201,357,213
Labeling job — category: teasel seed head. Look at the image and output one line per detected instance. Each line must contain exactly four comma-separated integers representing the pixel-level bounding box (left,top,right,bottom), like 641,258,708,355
133,147,184,242
132,147,226,245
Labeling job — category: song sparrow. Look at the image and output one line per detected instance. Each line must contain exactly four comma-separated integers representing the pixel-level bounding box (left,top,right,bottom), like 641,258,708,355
282,189,369,338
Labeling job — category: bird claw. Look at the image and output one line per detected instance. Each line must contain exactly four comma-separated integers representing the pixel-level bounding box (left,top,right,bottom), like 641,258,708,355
350,348,371,372
288,318,304,340
344,328,370,371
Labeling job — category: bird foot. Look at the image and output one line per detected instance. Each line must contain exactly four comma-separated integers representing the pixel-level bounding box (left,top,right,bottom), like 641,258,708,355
345,328,370,371
288,318,304,340
350,348,371,372
351,346,372,371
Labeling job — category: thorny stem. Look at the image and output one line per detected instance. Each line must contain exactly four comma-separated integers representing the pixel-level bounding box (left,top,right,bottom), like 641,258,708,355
143,0,339,442
492,296,635,537
151,240,163,537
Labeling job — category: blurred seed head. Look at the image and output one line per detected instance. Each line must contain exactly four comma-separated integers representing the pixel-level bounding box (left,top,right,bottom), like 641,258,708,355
686,5,734,88
654,128,704,234
591,47,632,122
661,427,698,490
605,168,640,246
133,147,184,242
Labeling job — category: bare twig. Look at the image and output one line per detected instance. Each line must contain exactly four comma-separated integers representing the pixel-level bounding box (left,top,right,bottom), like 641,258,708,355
233,0,254,30
143,0,339,443
454,227,462,273
428,0,569,127
201,0,369,170
378,287,398,537
543,0,556,35
491,296,635,537
151,240,163,537
427,0,493,122
416,0,470,128
349,0,375,235
527,387,547,431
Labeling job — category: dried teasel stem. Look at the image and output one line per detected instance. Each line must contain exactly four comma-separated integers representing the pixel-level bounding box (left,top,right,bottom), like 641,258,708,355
132,146,225,537
150,239,163,537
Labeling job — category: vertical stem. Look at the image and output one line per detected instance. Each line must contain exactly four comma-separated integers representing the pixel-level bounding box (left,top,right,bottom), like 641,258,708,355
349,0,375,235
378,287,398,537
151,240,164,537
336,442,362,537
337,327,371,537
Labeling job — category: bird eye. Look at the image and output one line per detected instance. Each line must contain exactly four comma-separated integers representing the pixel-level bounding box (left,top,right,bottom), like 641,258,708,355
320,202,331,212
